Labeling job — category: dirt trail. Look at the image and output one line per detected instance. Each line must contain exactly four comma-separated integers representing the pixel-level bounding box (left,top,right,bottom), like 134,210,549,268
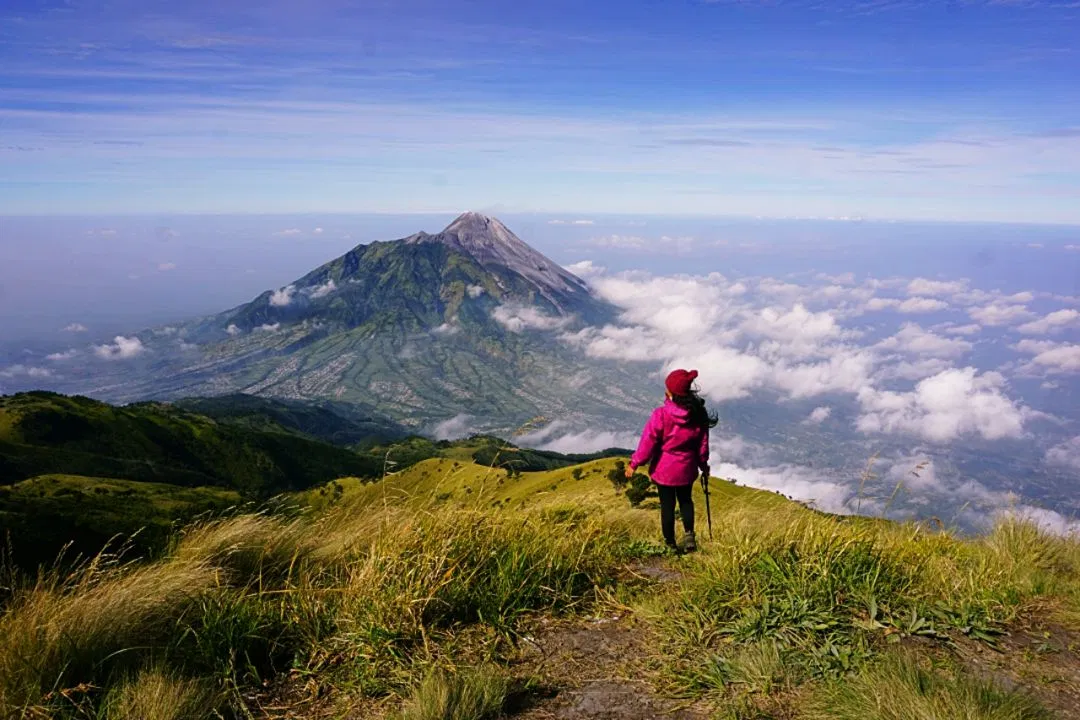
507,557,713,720
953,614,1080,719
508,612,711,720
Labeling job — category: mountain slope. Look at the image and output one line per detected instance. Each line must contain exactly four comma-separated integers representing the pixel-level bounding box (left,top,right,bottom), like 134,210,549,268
172,394,406,447
63,213,654,431
0,391,384,493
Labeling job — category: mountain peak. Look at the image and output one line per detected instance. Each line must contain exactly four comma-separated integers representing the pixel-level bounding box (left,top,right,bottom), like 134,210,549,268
443,211,503,234
409,212,589,310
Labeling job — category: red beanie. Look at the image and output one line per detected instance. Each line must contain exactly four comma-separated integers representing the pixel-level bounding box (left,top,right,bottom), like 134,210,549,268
665,368,698,397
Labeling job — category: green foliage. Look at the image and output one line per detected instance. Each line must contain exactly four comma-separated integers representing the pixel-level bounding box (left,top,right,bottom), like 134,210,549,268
0,475,241,570
172,393,405,448
804,650,1052,720
0,392,383,494
472,440,626,473
608,460,628,493
625,473,651,507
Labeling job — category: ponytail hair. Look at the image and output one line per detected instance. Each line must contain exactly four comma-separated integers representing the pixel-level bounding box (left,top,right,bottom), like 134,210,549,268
672,390,718,429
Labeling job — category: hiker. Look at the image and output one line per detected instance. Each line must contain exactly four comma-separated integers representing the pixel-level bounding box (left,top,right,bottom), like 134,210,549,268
626,369,717,553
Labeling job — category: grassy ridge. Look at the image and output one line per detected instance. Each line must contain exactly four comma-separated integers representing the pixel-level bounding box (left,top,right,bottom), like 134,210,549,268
0,392,384,493
0,458,1077,719
0,475,242,570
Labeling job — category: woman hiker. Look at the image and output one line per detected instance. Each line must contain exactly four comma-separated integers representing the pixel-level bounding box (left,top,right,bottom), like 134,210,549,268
626,368,718,553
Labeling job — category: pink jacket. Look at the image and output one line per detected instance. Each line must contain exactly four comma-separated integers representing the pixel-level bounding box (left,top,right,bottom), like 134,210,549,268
629,399,711,486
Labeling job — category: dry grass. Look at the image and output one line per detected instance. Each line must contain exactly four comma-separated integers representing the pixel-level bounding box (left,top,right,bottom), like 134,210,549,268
101,669,220,720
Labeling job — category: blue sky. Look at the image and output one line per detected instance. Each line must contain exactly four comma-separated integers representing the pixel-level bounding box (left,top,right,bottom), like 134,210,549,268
2,0,1079,221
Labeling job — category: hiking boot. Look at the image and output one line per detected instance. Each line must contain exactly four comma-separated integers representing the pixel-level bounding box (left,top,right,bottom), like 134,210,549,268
664,540,681,555
682,531,697,552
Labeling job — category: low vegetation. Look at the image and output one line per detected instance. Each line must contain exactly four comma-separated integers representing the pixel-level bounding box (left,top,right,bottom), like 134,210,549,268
1,455,1077,719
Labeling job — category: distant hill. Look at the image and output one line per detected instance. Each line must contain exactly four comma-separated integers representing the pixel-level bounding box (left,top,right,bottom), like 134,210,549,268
171,393,406,447
0,391,384,493
0,391,633,570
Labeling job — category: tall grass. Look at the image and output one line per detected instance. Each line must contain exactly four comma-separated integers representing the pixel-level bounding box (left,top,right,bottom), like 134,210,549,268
650,505,1080,691
0,499,637,718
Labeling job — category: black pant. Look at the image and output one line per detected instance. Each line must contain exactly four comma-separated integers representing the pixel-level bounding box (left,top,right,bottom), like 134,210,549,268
657,483,694,547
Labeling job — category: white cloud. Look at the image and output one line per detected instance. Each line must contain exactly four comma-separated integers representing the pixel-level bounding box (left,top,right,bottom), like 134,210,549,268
712,460,855,515
62,323,88,333
432,322,460,336
907,278,968,296
274,228,303,236
157,262,177,271
591,235,646,249
877,323,972,358
492,304,571,333
572,219,594,225
1065,245,1080,252
1013,338,1060,355
1021,343,1080,374
93,336,145,360
856,368,1027,443
1046,436,1080,471
806,406,832,424
564,260,606,278
86,228,118,237
312,227,324,234
1005,291,1035,303
518,421,639,454
256,323,280,332
549,219,594,226
941,323,981,336
0,364,53,379
866,297,901,311
741,303,845,350
876,357,954,381
269,285,296,306
46,349,78,361
1027,243,1044,249
969,303,1035,326
308,279,337,299
467,284,486,298
226,324,242,336
1017,309,1080,335
898,297,949,314
433,414,477,441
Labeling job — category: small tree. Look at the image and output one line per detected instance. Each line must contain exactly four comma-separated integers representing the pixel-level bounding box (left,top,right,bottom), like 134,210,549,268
608,461,628,493
625,473,651,507
572,467,584,481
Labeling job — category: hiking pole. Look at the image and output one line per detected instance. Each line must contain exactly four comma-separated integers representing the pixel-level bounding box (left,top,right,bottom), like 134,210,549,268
700,471,713,540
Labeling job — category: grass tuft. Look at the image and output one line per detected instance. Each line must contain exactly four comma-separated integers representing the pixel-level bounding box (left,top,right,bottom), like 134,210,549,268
803,650,1052,720
102,668,221,720
394,666,510,720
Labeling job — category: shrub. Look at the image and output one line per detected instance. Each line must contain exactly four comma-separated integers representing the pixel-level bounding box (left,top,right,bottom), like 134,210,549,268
625,473,651,507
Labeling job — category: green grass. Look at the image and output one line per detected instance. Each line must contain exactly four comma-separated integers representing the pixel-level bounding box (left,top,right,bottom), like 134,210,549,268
0,456,1077,719
394,667,510,720
0,475,641,717
648,498,1080,698
0,475,242,569
803,650,1052,720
